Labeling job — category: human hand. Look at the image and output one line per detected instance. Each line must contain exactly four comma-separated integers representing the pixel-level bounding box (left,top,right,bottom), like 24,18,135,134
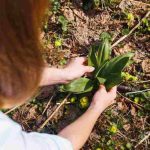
90,85,117,114
63,57,95,81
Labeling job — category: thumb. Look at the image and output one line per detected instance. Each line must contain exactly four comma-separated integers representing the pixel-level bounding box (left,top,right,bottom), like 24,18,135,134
84,66,95,73
98,84,106,92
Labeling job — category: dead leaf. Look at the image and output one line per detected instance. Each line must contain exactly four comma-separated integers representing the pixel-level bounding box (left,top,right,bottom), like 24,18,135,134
63,7,75,22
123,124,131,131
116,43,132,55
117,101,128,113
131,105,136,117
142,58,150,73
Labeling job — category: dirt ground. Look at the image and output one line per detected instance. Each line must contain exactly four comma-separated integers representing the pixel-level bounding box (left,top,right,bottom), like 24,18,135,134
4,0,150,150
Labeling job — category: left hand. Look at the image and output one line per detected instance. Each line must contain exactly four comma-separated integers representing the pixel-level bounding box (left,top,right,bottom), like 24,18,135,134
40,57,95,86
64,57,95,81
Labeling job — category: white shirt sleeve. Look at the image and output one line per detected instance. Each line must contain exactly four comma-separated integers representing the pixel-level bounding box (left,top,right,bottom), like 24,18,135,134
0,112,73,150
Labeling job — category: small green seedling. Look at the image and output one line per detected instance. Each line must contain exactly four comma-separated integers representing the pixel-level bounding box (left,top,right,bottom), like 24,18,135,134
70,96,77,103
94,0,100,7
121,72,138,81
55,38,62,47
79,96,89,109
58,15,68,32
109,123,118,134
134,97,140,104
126,12,135,27
59,32,134,94
126,142,132,149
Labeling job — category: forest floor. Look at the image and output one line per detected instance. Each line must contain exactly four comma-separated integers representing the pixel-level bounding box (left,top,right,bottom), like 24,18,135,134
4,0,150,150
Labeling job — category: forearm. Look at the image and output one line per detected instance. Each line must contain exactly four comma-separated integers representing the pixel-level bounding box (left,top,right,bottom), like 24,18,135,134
40,67,68,86
58,106,102,150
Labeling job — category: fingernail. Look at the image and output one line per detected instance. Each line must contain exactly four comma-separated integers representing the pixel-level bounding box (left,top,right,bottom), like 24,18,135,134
90,67,95,71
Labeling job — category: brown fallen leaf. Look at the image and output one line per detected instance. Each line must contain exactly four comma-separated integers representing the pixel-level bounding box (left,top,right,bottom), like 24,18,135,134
131,105,136,117
123,124,131,131
142,58,150,74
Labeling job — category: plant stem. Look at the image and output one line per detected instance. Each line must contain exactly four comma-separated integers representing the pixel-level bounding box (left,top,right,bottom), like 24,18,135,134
125,89,150,96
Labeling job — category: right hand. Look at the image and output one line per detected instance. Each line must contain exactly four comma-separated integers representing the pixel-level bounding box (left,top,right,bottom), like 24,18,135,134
90,85,117,113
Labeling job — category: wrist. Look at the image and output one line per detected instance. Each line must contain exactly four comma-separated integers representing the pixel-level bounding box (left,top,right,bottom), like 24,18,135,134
88,102,104,115
62,68,74,81
57,68,70,83
40,67,69,86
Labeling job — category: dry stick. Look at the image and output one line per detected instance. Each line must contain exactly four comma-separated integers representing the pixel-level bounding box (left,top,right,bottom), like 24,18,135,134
135,80,150,84
111,11,150,48
135,132,150,148
132,0,150,7
117,91,144,108
126,88,150,96
38,93,71,132
42,95,54,115
5,103,23,115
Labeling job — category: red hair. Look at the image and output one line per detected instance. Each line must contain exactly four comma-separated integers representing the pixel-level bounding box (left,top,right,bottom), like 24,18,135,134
0,0,48,107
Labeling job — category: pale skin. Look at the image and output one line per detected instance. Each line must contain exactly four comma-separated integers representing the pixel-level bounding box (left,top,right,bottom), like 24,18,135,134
4,57,117,150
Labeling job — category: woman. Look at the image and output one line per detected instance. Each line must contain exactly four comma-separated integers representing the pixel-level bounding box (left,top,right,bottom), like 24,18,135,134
0,0,117,150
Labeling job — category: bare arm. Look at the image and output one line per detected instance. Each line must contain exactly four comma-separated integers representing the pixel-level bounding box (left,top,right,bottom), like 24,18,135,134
40,57,94,86
58,85,117,150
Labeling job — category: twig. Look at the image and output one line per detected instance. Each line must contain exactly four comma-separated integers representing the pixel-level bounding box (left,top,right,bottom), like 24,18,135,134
126,89,150,96
117,130,128,140
5,103,23,115
131,0,150,7
42,95,54,115
135,80,150,84
117,91,144,108
38,93,71,132
112,11,150,48
135,132,150,148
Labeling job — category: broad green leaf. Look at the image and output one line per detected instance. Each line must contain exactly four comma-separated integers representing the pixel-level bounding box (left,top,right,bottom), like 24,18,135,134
97,40,111,67
96,53,134,90
88,32,111,73
97,33,111,67
96,77,106,84
105,73,122,90
88,45,99,69
99,53,134,77
95,60,108,77
100,32,112,41
59,78,93,94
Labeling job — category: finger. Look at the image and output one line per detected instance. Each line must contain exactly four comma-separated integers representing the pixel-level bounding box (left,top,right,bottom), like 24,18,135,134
84,66,95,73
109,86,117,93
75,57,87,64
98,84,106,91
109,86,117,98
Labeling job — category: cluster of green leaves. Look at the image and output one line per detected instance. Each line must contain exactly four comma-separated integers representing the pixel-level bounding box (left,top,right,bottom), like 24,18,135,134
59,32,134,94
138,18,150,33
121,72,138,81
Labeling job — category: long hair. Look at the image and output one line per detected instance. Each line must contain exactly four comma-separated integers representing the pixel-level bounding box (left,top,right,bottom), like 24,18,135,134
0,0,48,107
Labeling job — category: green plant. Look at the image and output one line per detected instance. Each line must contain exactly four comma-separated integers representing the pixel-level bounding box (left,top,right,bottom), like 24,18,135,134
138,18,150,32
58,15,68,32
79,96,89,109
126,12,135,27
59,32,134,94
109,123,118,134
121,72,138,81
54,38,62,47
50,0,60,14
